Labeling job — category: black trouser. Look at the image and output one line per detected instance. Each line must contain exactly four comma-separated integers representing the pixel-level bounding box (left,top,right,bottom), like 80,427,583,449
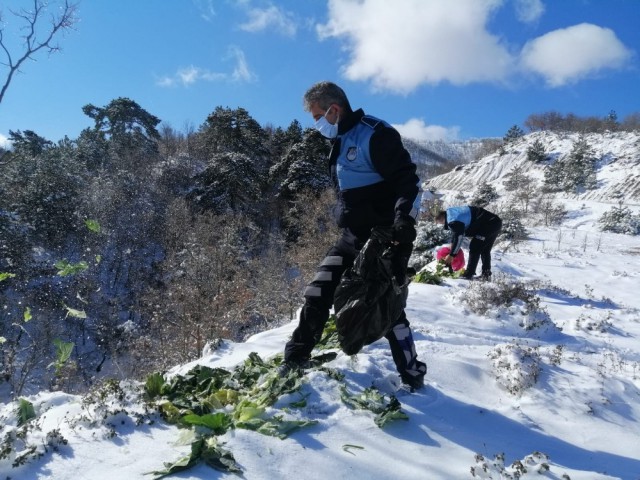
466,218,502,276
284,229,424,379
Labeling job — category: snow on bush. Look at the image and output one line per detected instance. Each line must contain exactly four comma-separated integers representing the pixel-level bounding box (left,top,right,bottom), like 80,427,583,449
410,220,450,270
488,343,541,395
598,205,640,235
471,451,560,479
458,275,554,331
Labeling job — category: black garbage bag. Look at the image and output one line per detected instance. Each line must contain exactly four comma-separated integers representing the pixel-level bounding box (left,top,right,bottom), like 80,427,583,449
334,226,408,355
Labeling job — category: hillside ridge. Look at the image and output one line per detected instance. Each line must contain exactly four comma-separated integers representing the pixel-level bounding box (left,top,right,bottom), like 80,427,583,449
425,130,640,204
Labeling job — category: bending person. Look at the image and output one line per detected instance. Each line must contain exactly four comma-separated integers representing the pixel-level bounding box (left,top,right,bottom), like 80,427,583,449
436,206,502,280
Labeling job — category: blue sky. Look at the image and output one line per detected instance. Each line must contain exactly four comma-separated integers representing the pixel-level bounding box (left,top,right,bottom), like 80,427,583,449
0,0,638,147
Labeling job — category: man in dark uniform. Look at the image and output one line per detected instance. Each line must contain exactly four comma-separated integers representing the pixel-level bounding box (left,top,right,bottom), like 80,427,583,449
280,81,426,390
435,206,502,280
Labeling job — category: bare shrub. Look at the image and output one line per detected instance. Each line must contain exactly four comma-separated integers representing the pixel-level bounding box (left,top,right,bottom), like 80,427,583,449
285,189,339,286
139,200,260,370
531,195,568,226
488,343,542,395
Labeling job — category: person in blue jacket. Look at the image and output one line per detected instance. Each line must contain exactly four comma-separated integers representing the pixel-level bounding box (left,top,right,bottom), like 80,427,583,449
280,81,426,390
435,206,502,280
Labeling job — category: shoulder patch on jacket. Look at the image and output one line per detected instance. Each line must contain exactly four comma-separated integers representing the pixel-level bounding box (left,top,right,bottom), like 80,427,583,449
360,115,383,130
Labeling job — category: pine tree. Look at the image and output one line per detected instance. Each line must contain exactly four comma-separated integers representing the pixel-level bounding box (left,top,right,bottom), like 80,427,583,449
499,205,528,241
543,136,597,193
270,129,331,199
503,166,536,213
533,195,567,226
82,97,161,158
189,151,262,214
503,125,525,144
195,106,269,163
470,182,499,207
268,120,303,161
526,139,547,162
604,110,619,131
563,136,597,192
598,204,640,235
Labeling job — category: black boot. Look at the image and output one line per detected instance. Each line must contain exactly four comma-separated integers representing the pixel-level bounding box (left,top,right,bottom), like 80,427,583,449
401,360,427,390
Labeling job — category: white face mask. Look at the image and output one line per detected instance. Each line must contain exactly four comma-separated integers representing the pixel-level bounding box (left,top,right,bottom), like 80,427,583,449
315,108,338,139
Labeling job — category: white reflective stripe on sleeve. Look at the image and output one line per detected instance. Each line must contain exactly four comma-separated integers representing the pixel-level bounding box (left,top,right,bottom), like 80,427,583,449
320,256,343,267
312,271,332,282
304,286,322,297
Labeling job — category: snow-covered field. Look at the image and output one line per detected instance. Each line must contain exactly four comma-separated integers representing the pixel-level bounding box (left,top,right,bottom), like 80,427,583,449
1,197,639,480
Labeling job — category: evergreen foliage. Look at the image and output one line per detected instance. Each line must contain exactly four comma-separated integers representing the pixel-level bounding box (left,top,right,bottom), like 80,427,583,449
7,130,53,156
543,136,597,193
3,99,325,395
0,134,84,247
195,106,269,164
470,182,499,208
410,221,451,270
269,129,331,199
189,151,262,213
532,195,567,227
526,139,547,162
268,120,304,161
598,204,640,235
503,125,525,144
502,166,536,213
498,205,528,242
82,97,161,158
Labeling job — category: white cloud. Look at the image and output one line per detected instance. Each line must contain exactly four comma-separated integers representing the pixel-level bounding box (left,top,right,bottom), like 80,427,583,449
239,5,297,37
0,133,11,149
317,0,514,93
514,0,545,23
228,46,257,82
157,47,256,87
520,23,633,87
156,65,226,87
393,118,460,142
193,0,216,22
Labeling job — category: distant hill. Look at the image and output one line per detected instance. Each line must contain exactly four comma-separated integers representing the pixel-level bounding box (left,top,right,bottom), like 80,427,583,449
402,137,499,181
425,130,640,204
403,137,494,166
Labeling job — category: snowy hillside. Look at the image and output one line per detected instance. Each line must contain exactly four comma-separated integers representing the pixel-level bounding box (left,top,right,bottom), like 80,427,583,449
1,196,640,479
426,131,640,204
2,129,640,479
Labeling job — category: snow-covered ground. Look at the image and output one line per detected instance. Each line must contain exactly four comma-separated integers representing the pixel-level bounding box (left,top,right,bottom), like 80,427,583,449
1,197,639,480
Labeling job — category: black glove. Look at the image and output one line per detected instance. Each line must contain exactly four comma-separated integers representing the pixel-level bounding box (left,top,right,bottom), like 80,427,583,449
392,215,416,244
389,242,413,286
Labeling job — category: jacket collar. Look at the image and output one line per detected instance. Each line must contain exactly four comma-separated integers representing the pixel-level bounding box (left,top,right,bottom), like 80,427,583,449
337,108,364,136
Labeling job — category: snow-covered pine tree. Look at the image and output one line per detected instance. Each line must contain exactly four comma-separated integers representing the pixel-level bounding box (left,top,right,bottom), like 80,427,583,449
598,204,640,235
269,129,331,199
503,125,525,144
503,165,536,213
543,136,597,193
526,139,547,162
470,182,499,208
498,205,528,242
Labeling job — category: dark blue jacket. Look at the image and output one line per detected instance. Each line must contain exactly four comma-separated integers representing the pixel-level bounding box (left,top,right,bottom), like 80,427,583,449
329,109,421,240
445,206,502,254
